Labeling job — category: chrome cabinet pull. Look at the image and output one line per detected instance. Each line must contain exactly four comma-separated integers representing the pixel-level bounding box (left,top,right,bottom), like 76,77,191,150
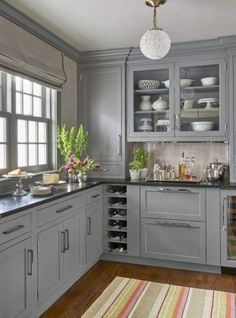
223,197,227,231
156,221,194,228
56,205,73,213
64,229,70,251
157,188,193,194
3,224,24,235
117,134,122,156
27,249,33,275
87,217,92,235
61,231,66,253
92,194,100,199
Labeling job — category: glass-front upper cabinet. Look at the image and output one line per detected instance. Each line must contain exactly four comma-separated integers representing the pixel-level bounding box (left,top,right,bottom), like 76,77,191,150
175,59,226,138
127,58,227,141
221,191,236,268
127,63,175,141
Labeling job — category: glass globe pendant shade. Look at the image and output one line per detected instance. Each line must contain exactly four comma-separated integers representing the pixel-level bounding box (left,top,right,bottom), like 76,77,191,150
140,28,171,60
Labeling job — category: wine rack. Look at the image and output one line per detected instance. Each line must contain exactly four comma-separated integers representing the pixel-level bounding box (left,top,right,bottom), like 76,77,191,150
104,184,128,255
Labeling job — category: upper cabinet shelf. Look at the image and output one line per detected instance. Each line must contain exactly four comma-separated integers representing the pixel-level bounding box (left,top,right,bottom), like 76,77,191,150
127,58,227,142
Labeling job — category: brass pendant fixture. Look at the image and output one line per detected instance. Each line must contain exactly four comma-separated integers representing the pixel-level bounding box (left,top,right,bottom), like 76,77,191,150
145,0,166,8
140,0,171,60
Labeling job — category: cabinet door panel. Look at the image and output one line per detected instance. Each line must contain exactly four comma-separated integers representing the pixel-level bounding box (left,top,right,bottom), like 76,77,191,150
86,202,103,266
141,218,206,264
0,238,32,318
63,215,80,282
37,224,63,306
80,67,122,163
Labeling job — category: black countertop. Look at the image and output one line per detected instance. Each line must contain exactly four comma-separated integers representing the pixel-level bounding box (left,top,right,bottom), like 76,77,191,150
0,177,236,219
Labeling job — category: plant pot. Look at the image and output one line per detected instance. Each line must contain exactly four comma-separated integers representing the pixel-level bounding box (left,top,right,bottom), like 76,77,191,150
129,169,140,180
140,168,148,179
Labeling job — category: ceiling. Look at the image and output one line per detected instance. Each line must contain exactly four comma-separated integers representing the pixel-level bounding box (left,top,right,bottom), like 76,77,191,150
4,0,236,52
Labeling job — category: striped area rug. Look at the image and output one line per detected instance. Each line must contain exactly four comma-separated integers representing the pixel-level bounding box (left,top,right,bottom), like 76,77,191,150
82,276,236,318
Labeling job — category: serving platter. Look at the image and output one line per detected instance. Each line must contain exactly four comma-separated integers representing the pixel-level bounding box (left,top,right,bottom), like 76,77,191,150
35,180,66,186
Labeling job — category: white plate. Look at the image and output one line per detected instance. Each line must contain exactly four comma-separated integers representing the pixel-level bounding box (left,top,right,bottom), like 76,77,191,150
35,180,66,185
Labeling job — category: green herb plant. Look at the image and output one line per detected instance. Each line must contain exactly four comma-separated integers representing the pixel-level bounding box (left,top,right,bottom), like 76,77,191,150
134,147,148,169
129,160,142,172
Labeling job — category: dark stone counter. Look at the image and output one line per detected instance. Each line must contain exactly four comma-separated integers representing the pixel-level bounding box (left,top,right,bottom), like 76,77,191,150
0,177,236,219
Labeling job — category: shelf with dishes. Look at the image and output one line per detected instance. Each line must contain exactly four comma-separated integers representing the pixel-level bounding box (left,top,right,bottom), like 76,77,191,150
181,85,219,92
180,108,219,119
134,88,169,95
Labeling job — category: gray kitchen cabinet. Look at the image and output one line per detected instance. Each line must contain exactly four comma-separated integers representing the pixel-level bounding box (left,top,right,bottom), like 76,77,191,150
127,57,227,142
229,54,236,183
0,238,33,318
141,186,206,221
221,190,236,267
86,187,103,266
37,212,85,307
141,218,206,264
78,65,127,178
37,222,63,306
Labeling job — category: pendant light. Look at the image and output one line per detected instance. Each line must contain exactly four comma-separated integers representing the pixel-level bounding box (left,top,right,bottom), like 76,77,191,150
140,0,171,60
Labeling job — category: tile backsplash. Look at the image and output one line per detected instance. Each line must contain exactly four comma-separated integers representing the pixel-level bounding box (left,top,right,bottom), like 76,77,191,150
132,142,229,178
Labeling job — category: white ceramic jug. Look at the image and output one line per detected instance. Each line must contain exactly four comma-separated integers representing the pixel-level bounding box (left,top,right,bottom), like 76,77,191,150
139,95,152,111
152,97,167,111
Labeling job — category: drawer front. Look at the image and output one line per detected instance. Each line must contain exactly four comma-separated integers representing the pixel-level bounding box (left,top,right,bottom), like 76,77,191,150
37,194,84,227
0,214,31,245
85,186,103,206
141,218,206,264
141,186,206,221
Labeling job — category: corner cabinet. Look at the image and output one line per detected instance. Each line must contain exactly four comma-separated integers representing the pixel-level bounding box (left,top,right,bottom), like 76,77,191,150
127,57,227,142
78,64,127,178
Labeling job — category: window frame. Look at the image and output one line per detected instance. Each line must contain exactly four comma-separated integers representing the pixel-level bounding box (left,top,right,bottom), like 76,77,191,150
0,71,57,175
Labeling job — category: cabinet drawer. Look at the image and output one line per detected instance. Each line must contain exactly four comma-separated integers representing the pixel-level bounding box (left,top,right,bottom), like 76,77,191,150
0,214,31,245
37,195,84,227
141,186,205,221
141,218,206,264
85,186,103,206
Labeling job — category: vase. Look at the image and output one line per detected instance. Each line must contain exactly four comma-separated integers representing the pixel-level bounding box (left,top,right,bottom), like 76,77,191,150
68,172,77,183
77,172,88,186
129,169,140,180
139,95,152,111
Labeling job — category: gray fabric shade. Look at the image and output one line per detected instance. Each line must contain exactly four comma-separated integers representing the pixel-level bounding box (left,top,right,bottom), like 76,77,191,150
0,16,67,89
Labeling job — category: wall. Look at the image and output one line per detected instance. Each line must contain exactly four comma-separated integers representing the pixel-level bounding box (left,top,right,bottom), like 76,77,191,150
60,55,78,127
132,142,229,179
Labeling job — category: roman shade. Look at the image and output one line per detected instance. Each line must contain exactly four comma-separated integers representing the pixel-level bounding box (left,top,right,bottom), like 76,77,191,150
0,16,66,89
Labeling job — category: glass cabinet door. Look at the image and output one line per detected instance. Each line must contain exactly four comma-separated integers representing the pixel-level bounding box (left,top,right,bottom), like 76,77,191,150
224,196,236,262
127,63,175,141
175,59,226,138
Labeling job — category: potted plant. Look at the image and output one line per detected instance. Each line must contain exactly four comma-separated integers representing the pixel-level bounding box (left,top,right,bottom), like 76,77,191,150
57,124,100,183
129,160,142,180
134,147,149,179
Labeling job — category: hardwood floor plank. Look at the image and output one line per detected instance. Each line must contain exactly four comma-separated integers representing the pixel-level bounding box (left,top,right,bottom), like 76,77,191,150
41,260,236,318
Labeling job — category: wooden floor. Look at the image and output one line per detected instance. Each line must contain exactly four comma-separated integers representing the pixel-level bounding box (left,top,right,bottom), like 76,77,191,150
41,260,236,318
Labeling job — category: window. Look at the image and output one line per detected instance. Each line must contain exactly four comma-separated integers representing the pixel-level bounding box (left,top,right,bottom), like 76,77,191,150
0,71,57,174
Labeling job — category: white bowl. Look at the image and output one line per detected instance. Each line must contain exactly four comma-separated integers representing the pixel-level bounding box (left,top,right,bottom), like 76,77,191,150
191,121,214,131
180,79,194,87
162,80,170,88
137,80,161,90
200,77,218,86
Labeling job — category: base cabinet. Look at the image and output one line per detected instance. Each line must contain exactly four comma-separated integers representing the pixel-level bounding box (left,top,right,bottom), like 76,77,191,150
0,238,33,318
37,213,85,307
86,202,103,266
141,218,206,264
